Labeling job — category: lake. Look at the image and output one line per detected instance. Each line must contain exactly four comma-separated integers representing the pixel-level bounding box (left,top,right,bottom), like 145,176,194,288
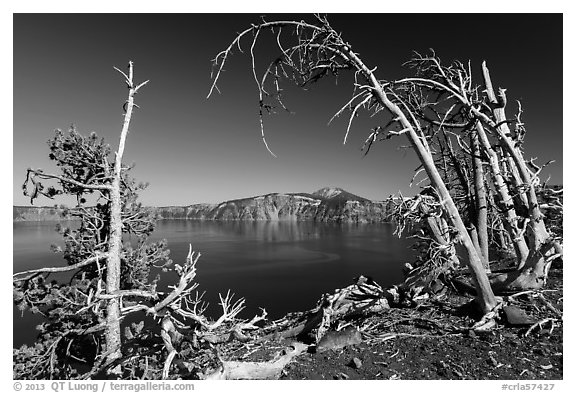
13,220,415,348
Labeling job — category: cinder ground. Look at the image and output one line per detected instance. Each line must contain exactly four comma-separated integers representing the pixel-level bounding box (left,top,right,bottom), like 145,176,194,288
229,262,563,380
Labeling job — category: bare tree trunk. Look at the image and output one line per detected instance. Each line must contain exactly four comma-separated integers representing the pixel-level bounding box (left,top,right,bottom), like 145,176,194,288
481,62,550,252
471,132,490,271
469,226,481,261
441,135,482,264
106,179,123,372
497,220,510,250
480,62,562,292
407,129,496,312
503,154,529,208
422,207,460,267
341,49,497,312
475,122,529,265
105,61,145,373
487,191,511,252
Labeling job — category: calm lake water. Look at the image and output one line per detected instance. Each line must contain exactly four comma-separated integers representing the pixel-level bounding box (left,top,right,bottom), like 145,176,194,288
13,220,414,348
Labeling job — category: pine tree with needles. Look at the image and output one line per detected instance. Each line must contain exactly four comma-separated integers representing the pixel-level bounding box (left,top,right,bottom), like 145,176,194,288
14,62,264,379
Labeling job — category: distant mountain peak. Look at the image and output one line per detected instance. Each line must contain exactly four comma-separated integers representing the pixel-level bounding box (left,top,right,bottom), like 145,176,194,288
312,187,345,199
311,187,370,203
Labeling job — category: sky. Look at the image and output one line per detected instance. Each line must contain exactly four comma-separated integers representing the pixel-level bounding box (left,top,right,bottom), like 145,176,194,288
12,12,563,207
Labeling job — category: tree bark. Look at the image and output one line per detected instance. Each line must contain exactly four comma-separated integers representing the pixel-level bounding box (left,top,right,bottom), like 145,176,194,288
471,132,490,271
105,61,138,372
504,154,529,208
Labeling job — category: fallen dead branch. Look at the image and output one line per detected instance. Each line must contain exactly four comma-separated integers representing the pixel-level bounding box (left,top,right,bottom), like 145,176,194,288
366,331,462,344
536,293,562,318
525,318,559,337
202,342,308,380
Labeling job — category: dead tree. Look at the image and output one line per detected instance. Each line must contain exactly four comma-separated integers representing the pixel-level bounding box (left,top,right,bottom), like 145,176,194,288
478,63,562,291
106,61,149,370
208,15,498,314
397,53,562,292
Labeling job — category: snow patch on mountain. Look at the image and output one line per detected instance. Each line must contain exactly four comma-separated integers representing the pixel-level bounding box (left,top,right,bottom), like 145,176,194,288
313,187,344,199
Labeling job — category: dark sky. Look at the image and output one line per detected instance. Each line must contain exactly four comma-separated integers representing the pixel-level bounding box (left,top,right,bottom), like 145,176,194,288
13,13,563,206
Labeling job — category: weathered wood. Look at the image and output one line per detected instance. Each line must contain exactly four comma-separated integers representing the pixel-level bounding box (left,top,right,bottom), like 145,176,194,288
471,131,490,270
475,121,530,265
481,62,550,254
106,61,139,372
203,342,308,380
313,275,390,343
362,67,497,312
